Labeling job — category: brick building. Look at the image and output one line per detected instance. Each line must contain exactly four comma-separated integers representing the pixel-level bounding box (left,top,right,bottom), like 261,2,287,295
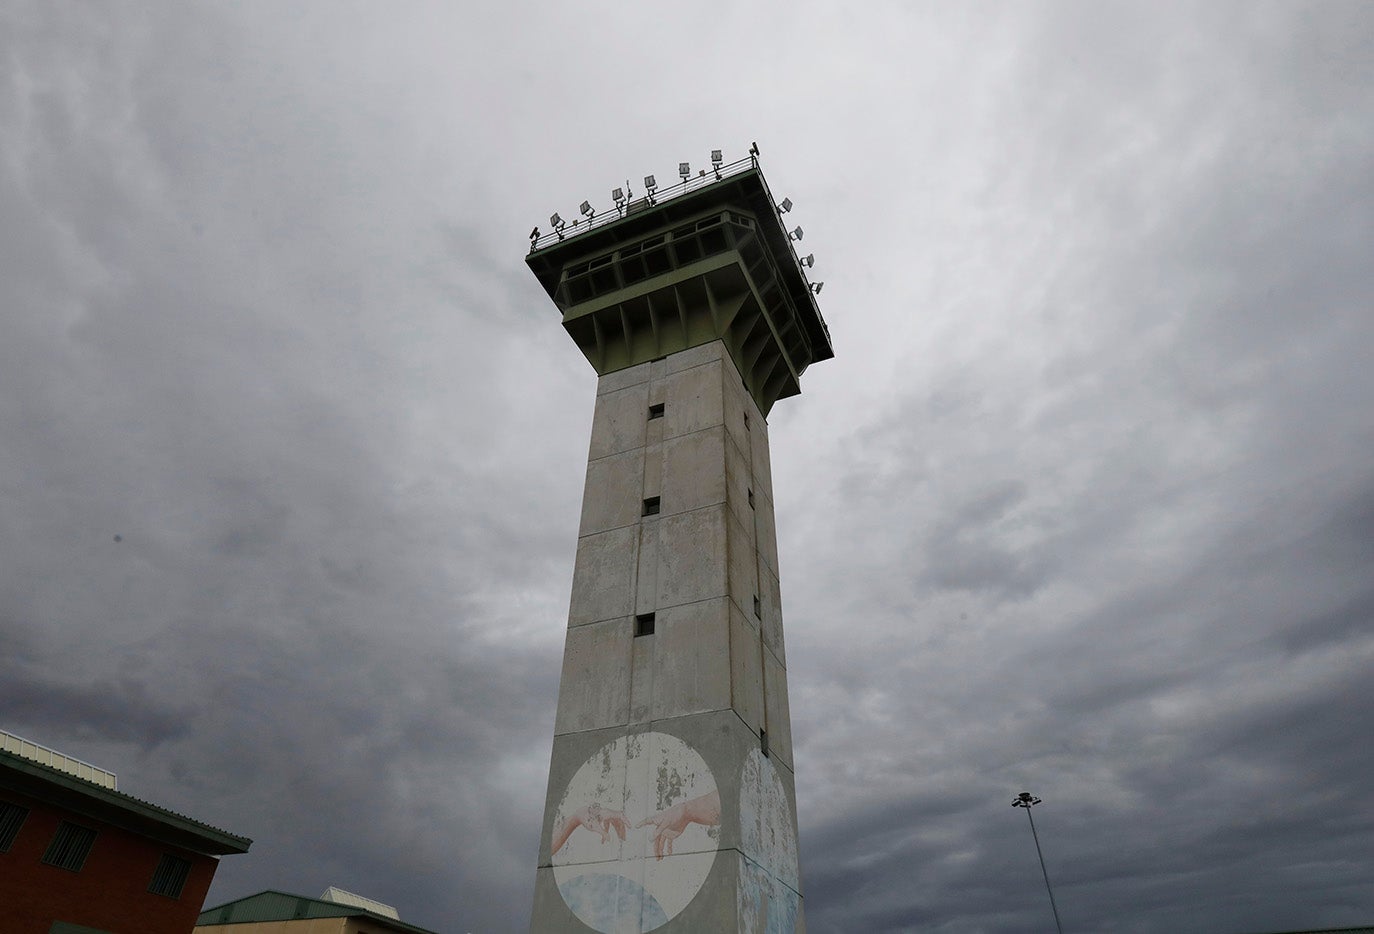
0,734,251,934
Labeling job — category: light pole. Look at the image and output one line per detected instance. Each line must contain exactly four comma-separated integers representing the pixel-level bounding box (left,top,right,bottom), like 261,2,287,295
1012,792,1064,934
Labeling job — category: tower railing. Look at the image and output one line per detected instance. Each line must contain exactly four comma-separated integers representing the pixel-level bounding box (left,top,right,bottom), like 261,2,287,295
530,155,761,254
529,152,830,350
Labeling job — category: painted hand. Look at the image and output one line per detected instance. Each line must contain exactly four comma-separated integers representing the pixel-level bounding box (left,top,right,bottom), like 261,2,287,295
551,803,630,854
635,790,721,859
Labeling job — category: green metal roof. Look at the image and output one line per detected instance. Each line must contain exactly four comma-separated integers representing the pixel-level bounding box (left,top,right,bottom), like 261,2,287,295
197,890,441,934
0,748,251,856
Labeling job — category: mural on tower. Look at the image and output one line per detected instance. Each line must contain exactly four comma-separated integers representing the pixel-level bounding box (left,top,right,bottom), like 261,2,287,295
738,748,801,934
551,731,720,933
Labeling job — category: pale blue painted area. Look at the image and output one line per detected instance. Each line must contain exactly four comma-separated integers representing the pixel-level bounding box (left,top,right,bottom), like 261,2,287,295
559,872,669,934
739,856,800,934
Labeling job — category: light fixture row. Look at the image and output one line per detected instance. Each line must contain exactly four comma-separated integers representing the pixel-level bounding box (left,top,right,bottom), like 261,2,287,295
532,149,738,245
532,147,824,295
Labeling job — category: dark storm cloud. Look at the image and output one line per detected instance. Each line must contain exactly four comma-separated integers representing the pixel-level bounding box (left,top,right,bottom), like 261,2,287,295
1,4,583,929
773,4,1374,932
2,1,1371,932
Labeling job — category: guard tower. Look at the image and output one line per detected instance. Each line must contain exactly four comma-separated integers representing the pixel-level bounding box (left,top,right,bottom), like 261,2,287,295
526,148,832,934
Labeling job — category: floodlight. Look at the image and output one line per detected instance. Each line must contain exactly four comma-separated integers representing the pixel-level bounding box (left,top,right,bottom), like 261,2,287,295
530,226,540,242
679,162,691,181
580,200,594,218
810,282,824,294
612,187,625,203
750,141,759,157
779,197,793,214
644,175,657,190
800,253,814,268
550,213,564,228
789,226,803,241
711,149,723,164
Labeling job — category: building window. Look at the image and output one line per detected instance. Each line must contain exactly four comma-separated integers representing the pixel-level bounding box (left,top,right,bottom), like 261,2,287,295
41,821,97,872
635,613,656,637
760,729,770,758
743,411,750,431
747,488,754,508
648,402,665,420
149,852,193,898
642,496,660,516
0,801,28,852
753,594,761,617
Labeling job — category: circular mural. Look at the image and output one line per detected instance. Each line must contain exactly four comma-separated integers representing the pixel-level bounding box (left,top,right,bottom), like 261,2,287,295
551,732,720,934
737,748,800,934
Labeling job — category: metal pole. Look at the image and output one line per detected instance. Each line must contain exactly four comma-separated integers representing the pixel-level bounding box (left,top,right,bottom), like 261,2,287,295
1023,805,1064,934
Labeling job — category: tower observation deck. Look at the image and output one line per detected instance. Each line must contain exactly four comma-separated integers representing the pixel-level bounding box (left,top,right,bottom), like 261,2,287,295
526,153,832,415
526,149,833,933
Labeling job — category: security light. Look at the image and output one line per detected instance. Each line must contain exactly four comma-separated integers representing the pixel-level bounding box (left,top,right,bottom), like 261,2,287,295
789,226,803,241
580,200,594,218
800,253,814,268
711,149,723,164
679,162,690,181
550,213,564,229
779,197,793,214
810,282,824,294
644,175,657,191
612,187,625,203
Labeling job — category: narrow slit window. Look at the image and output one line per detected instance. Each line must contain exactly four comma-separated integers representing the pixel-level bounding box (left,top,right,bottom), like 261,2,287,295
760,729,770,758
635,613,656,637
648,403,665,420
744,411,750,431
748,488,754,508
642,496,661,517
0,802,29,852
149,853,192,898
41,821,97,872
753,594,762,618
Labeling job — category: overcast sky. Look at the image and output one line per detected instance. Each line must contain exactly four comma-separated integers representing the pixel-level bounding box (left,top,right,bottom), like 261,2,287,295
3,3,1372,932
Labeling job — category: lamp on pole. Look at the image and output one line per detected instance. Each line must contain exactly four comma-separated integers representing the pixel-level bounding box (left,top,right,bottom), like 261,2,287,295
1012,792,1064,934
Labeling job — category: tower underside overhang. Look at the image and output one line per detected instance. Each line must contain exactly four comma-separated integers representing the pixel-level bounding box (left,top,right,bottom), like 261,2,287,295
527,167,832,415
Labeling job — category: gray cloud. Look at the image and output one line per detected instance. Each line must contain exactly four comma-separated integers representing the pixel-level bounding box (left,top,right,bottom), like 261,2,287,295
2,1,1371,932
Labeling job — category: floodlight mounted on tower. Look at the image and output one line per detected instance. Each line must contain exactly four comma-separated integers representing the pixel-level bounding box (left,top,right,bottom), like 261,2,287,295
526,148,832,414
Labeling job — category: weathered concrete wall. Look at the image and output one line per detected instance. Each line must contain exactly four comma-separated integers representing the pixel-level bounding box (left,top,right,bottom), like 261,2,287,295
532,342,803,933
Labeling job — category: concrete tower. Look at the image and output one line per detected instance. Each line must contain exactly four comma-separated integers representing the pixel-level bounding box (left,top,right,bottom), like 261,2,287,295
526,151,832,934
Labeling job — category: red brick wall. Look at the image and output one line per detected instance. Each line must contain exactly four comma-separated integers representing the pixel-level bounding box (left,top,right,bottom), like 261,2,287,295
1,788,220,934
